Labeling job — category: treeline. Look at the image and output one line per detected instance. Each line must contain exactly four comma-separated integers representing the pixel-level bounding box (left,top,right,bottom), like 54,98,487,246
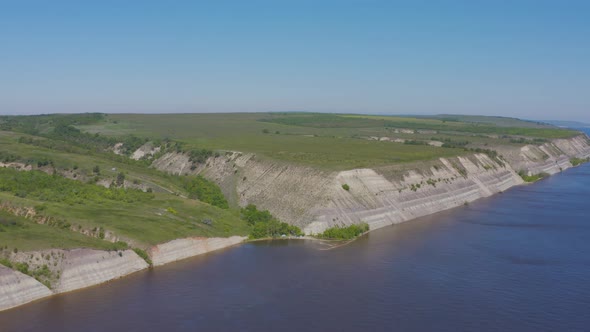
0,168,153,205
0,113,105,135
5,113,218,165
241,204,302,239
184,176,228,209
431,137,470,148
49,124,148,156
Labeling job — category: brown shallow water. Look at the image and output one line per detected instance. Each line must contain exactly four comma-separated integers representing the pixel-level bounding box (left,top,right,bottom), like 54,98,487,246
1,150,590,331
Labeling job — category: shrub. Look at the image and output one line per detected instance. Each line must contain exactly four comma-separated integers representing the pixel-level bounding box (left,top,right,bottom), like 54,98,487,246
133,248,153,266
184,176,229,209
518,170,549,182
571,157,589,166
317,223,369,240
0,257,13,268
342,184,350,191
242,204,302,239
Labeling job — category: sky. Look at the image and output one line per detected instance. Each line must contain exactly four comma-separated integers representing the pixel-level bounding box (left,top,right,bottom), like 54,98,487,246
0,0,588,122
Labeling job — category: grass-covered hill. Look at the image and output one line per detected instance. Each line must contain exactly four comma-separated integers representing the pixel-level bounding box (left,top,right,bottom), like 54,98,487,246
0,112,581,253
77,112,577,170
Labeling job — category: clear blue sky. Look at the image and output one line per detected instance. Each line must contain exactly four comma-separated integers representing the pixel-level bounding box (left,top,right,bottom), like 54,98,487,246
1,0,588,121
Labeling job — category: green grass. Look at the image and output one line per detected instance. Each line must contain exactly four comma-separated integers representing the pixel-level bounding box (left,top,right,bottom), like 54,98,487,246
0,192,249,246
0,211,126,251
0,131,186,195
70,113,581,171
74,113,471,170
518,171,550,183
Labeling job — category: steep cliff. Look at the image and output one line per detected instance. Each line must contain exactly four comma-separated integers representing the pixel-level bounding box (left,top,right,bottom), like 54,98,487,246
152,135,590,234
148,236,246,266
0,236,246,311
53,249,149,293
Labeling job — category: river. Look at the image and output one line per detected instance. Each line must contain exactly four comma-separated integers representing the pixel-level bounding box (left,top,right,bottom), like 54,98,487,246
1,131,589,332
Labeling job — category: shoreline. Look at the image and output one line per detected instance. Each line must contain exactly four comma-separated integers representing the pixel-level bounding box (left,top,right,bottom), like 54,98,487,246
1,150,589,313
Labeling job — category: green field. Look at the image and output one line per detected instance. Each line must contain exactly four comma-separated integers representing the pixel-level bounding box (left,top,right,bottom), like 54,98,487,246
73,113,577,170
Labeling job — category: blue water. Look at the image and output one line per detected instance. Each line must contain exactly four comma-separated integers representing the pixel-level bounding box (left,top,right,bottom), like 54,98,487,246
1,131,589,332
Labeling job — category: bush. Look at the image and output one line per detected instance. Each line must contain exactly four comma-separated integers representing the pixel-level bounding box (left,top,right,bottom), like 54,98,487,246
570,157,589,166
241,204,273,226
187,149,213,164
0,257,13,268
342,184,350,191
317,223,369,240
184,176,228,209
0,168,153,205
518,170,549,182
133,248,153,266
242,204,302,239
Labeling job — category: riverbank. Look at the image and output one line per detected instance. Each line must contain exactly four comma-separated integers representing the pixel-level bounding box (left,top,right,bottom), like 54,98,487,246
0,236,246,312
1,134,589,313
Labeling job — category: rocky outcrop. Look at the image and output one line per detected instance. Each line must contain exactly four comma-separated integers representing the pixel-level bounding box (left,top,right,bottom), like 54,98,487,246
131,142,161,160
0,266,52,311
148,236,246,266
53,249,148,293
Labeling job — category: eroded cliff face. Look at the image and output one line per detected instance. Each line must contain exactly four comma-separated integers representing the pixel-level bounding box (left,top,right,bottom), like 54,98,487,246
0,237,245,311
148,236,246,267
499,135,590,175
53,249,149,293
0,266,52,311
304,154,523,234
152,135,590,234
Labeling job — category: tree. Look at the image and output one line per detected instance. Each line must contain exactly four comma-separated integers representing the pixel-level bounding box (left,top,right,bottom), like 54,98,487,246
93,165,100,174
116,172,125,187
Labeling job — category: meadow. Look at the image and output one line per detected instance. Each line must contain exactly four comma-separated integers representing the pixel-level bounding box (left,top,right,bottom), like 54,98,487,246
72,112,578,170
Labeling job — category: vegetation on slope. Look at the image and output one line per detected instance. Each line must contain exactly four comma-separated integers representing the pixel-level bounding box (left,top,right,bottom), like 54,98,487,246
316,223,370,240
0,168,151,205
69,112,580,171
518,171,550,183
184,176,229,209
0,112,583,255
241,204,303,239
570,157,590,166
